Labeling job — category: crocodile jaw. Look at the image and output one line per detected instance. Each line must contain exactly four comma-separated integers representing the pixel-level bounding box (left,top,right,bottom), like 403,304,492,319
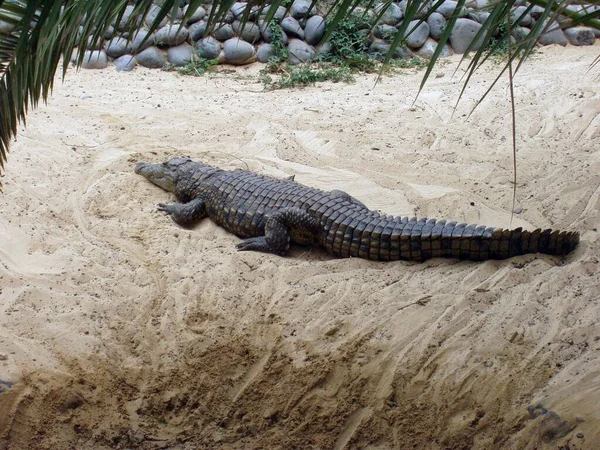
135,162,176,192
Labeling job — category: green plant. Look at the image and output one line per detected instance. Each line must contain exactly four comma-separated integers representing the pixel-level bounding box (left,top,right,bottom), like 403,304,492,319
263,62,355,90
268,21,288,63
163,55,218,76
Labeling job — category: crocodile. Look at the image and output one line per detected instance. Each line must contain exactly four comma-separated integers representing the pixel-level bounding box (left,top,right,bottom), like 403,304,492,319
134,157,579,262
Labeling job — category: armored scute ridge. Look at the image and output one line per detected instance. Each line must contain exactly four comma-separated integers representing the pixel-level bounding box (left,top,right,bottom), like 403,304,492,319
135,157,579,262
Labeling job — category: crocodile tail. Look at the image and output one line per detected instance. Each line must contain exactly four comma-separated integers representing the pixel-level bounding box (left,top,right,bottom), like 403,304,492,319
349,217,580,262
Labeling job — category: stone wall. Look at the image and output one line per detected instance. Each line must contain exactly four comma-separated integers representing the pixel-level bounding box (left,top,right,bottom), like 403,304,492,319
76,1,600,71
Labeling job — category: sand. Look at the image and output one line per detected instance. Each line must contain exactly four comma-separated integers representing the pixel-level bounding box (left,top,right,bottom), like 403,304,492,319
0,44,599,449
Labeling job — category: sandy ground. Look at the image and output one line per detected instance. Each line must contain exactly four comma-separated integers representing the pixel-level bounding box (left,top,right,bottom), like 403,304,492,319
0,44,599,449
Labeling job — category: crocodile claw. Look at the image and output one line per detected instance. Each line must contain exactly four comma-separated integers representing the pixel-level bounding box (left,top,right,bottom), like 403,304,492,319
157,203,174,215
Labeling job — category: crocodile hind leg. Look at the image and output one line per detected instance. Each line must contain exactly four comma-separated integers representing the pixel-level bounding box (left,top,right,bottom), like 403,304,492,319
157,198,206,226
236,207,319,256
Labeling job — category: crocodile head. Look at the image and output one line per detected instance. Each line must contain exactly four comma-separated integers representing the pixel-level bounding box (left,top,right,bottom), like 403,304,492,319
135,157,193,192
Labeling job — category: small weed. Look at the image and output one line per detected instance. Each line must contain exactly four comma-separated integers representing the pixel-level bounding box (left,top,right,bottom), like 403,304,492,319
264,62,354,89
163,54,218,76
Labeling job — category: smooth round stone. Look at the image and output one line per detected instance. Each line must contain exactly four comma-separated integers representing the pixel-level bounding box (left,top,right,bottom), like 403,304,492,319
155,24,189,46
281,17,304,39
427,12,446,40
287,38,315,64
449,18,484,54
213,23,234,41
232,20,261,44
511,6,532,26
290,0,316,19
257,43,273,63
368,39,413,59
435,0,468,19
104,25,115,39
167,43,194,66
136,46,166,68
86,35,104,50
81,50,108,69
259,21,288,44
223,37,256,64
405,20,429,48
511,26,530,43
375,2,403,25
316,41,333,56
188,21,207,41
416,38,453,58
374,24,397,40
305,15,326,45
105,36,132,58
351,7,375,27
231,2,257,19
538,20,567,46
259,5,287,22
195,37,221,59
145,5,168,28
131,28,155,53
564,27,596,46
184,5,206,24
115,5,141,31
114,54,137,71
174,7,184,21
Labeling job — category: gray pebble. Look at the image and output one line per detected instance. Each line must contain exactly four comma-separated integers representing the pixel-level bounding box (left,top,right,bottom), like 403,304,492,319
512,26,530,43
374,24,398,40
231,2,257,20
281,17,305,39
290,0,316,20
115,5,141,31
435,0,468,19
114,54,137,71
538,20,568,46
184,5,206,24
259,21,288,44
81,50,108,69
399,0,437,19
564,27,596,46
195,37,221,60
232,20,261,44
155,24,189,47
449,18,485,54
135,46,166,68
405,20,430,48
416,38,453,58
427,12,446,40
188,21,207,42
375,2,403,25
213,23,234,41
287,38,315,65
257,43,273,63
223,37,256,65
260,5,287,22
86,35,104,50
105,36,132,58
511,6,532,26
316,41,333,56
145,5,168,28
167,43,194,66
368,39,413,59
131,28,155,53
513,206,523,214
305,15,326,45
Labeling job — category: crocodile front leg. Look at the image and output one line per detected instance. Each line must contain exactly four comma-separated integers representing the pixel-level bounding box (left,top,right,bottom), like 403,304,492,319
157,198,206,226
236,207,319,256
